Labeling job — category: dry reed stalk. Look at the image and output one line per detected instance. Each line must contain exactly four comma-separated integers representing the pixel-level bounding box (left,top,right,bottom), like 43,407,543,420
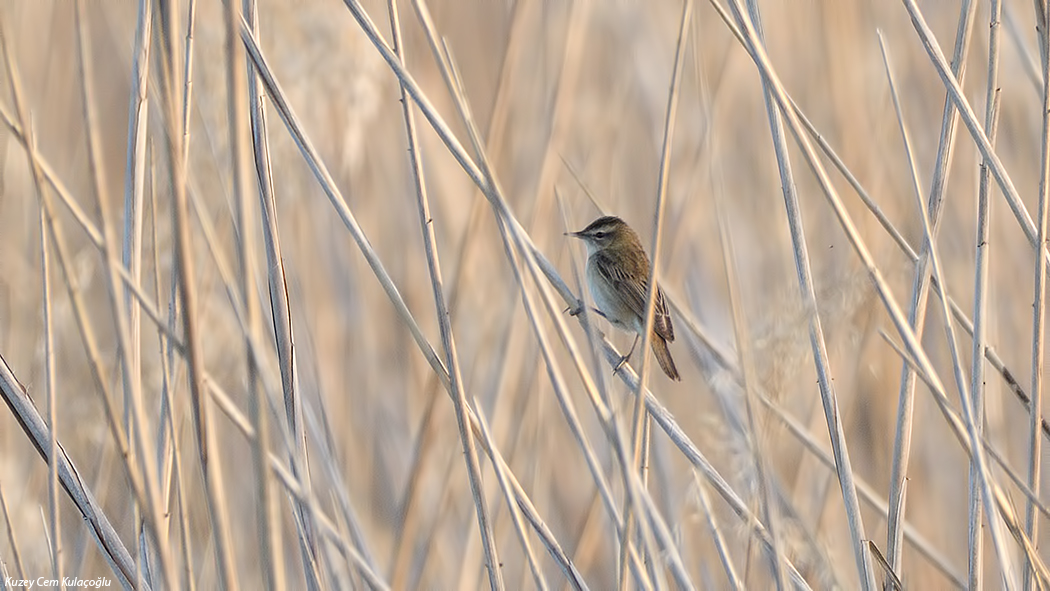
715,164,789,590
743,0,875,585
156,0,239,586
620,3,690,588
879,29,1018,588
389,2,504,589
884,3,977,582
1026,4,1050,590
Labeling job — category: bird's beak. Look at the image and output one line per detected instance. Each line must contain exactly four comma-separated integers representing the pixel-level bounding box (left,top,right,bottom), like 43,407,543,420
565,231,583,238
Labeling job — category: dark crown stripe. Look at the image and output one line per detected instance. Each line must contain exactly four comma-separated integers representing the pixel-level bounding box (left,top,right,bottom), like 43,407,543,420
581,215,626,234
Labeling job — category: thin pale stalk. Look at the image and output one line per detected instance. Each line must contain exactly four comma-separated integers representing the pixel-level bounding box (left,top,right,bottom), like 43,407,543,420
38,145,64,591
180,0,197,168
565,492,608,585
235,1,288,589
133,508,145,589
622,3,691,588
410,451,462,589
0,487,25,582
121,0,151,438
693,474,744,590
971,1,1003,586
714,187,787,589
452,301,559,588
474,404,549,591
787,95,918,261
189,275,377,589
523,0,589,243
389,372,443,586
475,415,588,588
744,0,874,586
634,466,694,591
298,388,383,586
86,452,120,520
880,1,979,580
638,419,660,589
1026,5,1050,589
388,8,503,591
240,4,318,582
685,19,814,583
149,165,196,591
390,2,533,576
1035,0,1048,68
1004,4,1042,93
280,293,384,586
155,0,238,587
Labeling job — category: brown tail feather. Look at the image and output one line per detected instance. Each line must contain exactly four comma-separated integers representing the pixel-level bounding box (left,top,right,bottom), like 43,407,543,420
651,334,680,381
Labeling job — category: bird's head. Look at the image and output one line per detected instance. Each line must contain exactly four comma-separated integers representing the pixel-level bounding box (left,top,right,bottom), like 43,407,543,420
567,216,639,255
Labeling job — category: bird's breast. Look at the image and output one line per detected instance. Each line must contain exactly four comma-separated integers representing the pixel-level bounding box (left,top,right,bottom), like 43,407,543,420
586,259,637,333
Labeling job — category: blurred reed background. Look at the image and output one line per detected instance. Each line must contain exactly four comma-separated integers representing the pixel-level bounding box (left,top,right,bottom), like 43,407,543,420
0,0,1048,588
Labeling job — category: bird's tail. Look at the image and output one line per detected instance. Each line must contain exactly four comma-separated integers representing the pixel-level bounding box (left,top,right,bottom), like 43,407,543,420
651,334,680,381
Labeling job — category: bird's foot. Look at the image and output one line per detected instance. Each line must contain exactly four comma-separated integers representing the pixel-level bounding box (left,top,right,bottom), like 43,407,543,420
566,301,610,321
613,354,631,373
566,299,585,316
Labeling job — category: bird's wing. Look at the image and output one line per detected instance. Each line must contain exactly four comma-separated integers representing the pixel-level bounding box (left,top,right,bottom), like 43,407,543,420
592,251,674,342
654,288,674,342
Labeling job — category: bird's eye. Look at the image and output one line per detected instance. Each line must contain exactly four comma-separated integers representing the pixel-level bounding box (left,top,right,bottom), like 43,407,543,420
594,232,605,238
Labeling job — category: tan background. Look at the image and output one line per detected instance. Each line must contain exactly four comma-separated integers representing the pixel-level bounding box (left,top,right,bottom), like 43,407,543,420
0,0,1045,588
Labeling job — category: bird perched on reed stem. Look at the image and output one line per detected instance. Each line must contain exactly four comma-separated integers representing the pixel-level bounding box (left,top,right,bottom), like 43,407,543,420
568,215,680,381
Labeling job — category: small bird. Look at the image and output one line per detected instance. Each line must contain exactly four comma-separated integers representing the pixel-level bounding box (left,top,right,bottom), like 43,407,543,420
568,215,680,381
